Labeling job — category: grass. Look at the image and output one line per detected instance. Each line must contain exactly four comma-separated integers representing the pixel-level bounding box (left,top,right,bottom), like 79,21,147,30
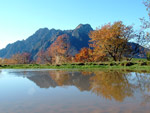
0,60,150,72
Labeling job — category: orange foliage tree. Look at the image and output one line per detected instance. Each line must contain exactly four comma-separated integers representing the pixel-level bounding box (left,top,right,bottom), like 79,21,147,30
36,50,52,64
0,58,15,65
46,34,71,64
0,58,3,64
75,47,108,63
11,52,30,64
75,48,92,62
89,21,134,61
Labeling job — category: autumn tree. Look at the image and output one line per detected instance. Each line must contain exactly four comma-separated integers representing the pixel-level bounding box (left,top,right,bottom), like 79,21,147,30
140,0,150,29
11,52,31,64
36,34,71,64
46,34,71,64
75,48,93,62
21,52,31,64
0,58,2,65
139,0,150,59
89,21,134,61
136,1,150,48
36,50,52,64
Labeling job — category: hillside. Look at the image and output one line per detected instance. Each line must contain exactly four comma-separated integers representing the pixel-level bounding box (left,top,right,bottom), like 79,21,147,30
0,24,93,59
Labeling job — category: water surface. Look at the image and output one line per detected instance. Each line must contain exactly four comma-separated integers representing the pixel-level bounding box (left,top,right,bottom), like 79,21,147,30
0,69,150,113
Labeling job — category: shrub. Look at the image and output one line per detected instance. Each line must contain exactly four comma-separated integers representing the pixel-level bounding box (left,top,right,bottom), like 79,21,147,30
77,63,85,65
56,64,61,66
109,62,117,66
140,62,147,66
125,62,134,66
98,63,107,66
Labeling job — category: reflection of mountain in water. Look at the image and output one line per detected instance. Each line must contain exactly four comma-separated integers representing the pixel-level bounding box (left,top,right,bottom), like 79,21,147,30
13,70,93,91
13,70,150,103
28,72,57,88
27,71,93,91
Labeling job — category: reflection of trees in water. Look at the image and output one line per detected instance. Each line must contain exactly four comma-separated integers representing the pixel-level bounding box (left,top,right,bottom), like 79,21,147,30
89,71,133,102
88,71,150,103
48,70,150,103
134,73,150,105
49,70,93,91
14,70,150,103
49,71,70,86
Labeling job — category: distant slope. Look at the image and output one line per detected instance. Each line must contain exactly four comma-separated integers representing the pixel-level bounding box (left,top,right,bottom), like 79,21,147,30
0,24,93,59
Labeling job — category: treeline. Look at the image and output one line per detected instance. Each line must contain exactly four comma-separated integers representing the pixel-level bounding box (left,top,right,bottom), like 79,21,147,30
0,53,31,65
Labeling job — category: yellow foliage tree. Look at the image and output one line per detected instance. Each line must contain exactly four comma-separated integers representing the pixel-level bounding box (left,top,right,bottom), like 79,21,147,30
89,21,134,61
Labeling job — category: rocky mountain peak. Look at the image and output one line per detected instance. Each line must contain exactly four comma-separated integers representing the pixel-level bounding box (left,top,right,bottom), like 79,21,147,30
35,28,49,34
75,24,93,31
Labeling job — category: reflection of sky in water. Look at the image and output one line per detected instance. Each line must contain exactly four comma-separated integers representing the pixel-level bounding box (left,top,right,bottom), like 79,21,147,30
0,69,150,113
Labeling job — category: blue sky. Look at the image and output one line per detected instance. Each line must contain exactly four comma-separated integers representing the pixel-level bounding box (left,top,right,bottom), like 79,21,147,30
0,0,148,49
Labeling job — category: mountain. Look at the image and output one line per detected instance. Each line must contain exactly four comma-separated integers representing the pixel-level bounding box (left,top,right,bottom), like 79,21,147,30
0,24,147,60
0,24,93,59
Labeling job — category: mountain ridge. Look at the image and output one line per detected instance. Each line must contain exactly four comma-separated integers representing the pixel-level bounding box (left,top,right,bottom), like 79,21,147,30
0,24,147,60
0,24,93,59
